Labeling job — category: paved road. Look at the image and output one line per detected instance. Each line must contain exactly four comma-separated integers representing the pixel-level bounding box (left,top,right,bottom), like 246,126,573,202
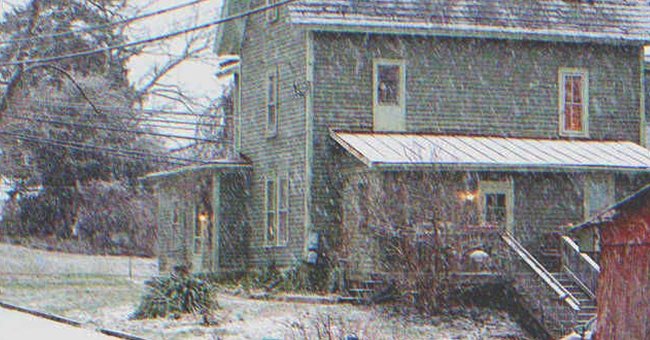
0,306,114,340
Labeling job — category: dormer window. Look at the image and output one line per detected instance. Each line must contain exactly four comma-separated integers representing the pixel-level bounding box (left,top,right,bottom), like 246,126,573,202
559,68,589,137
266,66,279,137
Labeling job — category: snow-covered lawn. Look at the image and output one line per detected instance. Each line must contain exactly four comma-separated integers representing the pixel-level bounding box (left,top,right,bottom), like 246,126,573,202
0,243,530,339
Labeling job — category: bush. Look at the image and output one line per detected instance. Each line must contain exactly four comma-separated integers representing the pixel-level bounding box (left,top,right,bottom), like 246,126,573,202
131,266,217,321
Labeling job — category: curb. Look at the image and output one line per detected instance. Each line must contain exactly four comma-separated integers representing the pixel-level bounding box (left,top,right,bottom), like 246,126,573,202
0,301,146,340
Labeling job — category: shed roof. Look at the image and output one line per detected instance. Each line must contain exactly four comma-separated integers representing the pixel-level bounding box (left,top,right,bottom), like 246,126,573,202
288,0,650,44
141,160,251,182
331,131,650,172
571,183,650,232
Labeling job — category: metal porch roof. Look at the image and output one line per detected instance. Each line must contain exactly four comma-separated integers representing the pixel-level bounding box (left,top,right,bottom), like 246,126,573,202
331,131,650,172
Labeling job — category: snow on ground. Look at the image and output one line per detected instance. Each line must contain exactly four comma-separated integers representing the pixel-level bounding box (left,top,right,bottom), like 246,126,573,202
0,243,157,280
0,243,530,339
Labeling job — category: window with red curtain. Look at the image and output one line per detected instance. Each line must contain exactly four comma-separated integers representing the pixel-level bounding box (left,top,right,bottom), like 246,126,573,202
559,69,588,136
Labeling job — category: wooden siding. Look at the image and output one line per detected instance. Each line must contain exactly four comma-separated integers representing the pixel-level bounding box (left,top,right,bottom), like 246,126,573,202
218,172,250,272
592,189,650,340
310,32,644,249
239,0,308,266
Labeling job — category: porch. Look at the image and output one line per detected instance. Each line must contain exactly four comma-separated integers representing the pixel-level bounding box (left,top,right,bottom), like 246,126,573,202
142,161,251,275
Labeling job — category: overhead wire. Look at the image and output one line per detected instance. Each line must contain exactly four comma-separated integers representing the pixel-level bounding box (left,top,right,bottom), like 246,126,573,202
10,98,231,119
0,0,211,45
2,113,231,143
0,130,201,166
0,0,298,67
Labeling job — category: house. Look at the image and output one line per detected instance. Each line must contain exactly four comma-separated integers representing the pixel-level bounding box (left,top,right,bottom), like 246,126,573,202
570,184,650,340
144,0,650,335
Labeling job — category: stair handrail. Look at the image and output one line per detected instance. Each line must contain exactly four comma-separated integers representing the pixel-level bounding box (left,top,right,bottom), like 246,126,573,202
501,232,581,311
560,236,600,298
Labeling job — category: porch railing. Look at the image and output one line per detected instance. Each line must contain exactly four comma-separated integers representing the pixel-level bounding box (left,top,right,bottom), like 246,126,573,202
560,236,600,299
501,232,580,311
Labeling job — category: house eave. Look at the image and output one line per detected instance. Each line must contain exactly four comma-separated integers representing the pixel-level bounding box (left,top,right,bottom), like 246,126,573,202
294,22,650,46
141,161,251,183
370,162,650,173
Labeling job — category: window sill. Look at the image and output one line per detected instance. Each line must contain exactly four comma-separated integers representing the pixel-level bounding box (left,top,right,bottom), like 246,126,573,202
559,130,589,138
263,243,288,249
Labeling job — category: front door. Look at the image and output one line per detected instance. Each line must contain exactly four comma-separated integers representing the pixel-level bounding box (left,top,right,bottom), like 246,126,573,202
192,204,208,272
373,59,406,132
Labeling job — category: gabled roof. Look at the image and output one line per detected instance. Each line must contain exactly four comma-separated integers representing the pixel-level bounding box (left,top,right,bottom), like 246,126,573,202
331,130,650,171
215,1,650,56
288,0,650,44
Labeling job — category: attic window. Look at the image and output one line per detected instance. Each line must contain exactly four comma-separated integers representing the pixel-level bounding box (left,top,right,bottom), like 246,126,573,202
559,68,589,137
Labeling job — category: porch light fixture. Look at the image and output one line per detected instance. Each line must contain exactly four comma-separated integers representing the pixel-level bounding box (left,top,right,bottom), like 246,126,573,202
459,191,476,202
198,212,209,223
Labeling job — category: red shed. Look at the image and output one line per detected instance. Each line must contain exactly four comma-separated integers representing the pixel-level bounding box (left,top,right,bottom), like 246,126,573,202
575,184,650,340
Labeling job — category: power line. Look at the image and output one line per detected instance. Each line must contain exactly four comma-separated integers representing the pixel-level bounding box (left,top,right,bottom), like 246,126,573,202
0,0,210,45
10,98,231,119
0,130,207,165
7,103,224,128
0,0,297,67
3,113,231,143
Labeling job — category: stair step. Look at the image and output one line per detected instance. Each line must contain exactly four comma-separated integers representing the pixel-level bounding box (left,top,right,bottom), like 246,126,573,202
348,288,374,294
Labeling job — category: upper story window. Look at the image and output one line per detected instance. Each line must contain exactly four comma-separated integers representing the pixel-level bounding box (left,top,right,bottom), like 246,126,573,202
377,64,400,105
373,59,406,132
266,66,279,138
559,68,589,137
266,0,280,23
265,172,289,246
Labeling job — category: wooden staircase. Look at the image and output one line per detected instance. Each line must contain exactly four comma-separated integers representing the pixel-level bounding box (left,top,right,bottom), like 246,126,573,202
340,274,388,304
501,232,599,338
552,272,597,326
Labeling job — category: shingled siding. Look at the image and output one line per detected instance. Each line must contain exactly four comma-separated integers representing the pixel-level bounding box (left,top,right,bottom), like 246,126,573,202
218,172,250,273
310,32,644,244
239,1,308,266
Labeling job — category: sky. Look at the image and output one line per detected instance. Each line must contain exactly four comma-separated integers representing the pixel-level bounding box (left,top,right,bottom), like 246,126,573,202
0,0,229,148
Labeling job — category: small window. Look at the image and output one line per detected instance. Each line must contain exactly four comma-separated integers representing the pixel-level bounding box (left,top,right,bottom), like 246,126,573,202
559,68,589,137
377,65,400,105
266,67,279,137
266,0,280,23
479,179,514,233
484,193,507,226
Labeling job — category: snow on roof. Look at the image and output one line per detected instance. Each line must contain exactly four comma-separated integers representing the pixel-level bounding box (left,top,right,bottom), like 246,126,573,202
331,130,650,171
288,0,650,43
141,159,251,182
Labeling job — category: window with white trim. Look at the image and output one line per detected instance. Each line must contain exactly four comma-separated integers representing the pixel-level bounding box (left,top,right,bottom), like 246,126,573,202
266,67,279,137
265,173,289,246
559,68,589,137
372,59,406,131
479,179,514,233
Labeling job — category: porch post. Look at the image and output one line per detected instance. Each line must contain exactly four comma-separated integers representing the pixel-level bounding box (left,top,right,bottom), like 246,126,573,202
211,172,222,274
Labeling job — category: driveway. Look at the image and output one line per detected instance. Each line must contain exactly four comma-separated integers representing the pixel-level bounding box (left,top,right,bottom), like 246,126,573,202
0,306,113,340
